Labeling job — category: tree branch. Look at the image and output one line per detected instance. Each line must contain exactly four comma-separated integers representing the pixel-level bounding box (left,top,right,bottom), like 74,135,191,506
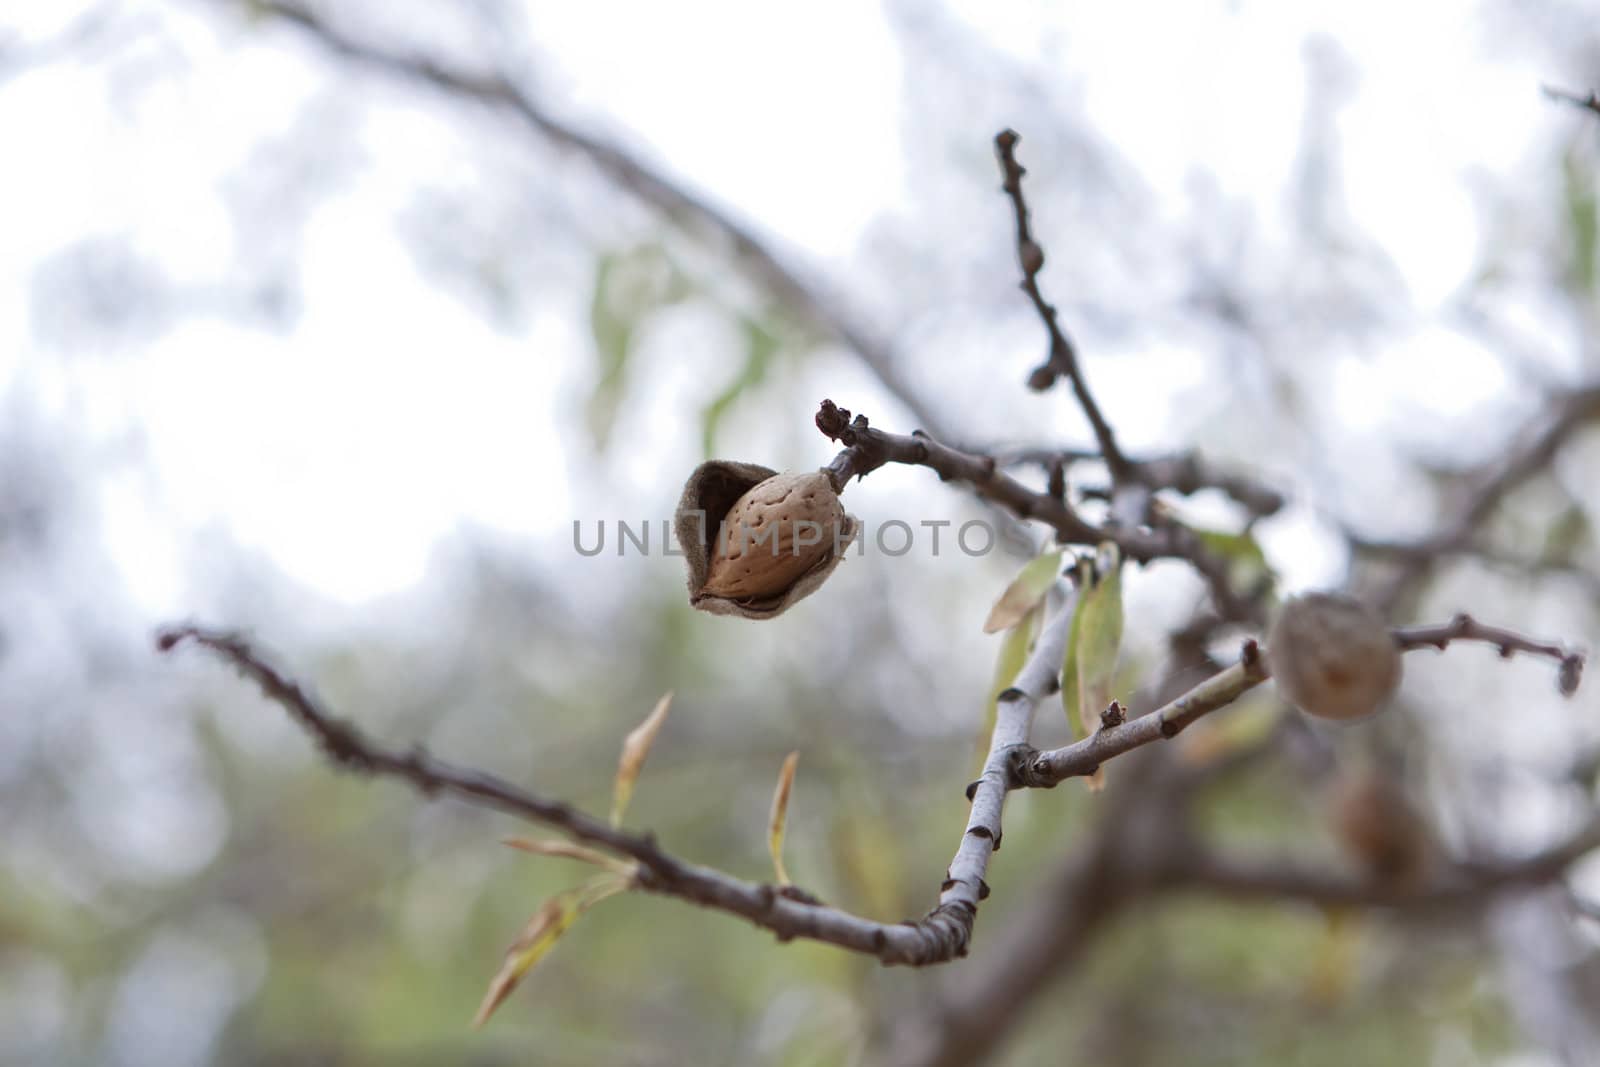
993,445,1287,520
1391,613,1585,695
816,399,1264,624
1027,618,1586,787
1176,817,1600,910
993,129,1132,486
1027,641,1270,785
1544,84,1600,119
157,605,1070,967
934,587,1078,950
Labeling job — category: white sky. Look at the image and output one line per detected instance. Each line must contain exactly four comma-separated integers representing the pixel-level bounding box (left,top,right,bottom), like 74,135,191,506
0,0,1586,607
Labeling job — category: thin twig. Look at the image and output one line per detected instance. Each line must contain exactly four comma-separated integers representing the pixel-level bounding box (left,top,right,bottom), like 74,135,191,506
1027,641,1270,785
1392,613,1585,696
1544,84,1600,118
993,129,1132,485
994,446,1286,519
816,399,1263,624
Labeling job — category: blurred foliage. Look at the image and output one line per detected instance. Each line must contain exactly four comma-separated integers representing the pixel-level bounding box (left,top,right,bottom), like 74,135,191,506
3,2,1600,1066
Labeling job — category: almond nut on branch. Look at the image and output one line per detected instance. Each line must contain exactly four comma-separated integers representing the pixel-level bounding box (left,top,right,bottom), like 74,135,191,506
675,462,859,620
1267,593,1402,721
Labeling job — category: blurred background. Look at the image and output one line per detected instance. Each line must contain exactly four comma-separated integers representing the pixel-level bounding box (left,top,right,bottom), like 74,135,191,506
2,1,1599,1064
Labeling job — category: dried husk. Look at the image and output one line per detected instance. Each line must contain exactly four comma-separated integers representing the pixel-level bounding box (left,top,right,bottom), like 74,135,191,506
1267,593,1402,721
675,461,859,620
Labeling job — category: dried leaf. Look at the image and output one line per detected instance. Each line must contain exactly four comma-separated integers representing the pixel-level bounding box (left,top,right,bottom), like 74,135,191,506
768,751,800,886
502,837,636,877
612,692,673,827
473,891,583,1026
473,877,629,1027
983,550,1063,633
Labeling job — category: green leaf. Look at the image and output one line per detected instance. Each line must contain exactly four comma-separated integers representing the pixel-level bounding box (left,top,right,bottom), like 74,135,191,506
700,317,780,457
1193,526,1275,597
1540,503,1591,565
1075,543,1124,739
1062,546,1123,791
1059,555,1091,737
1564,148,1599,295
585,245,693,450
586,253,633,451
976,604,1039,773
983,550,1063,633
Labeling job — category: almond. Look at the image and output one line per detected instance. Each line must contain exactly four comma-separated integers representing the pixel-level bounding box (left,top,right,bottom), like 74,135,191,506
703,472,845,598
675,461,859,620
1267,593,1401,721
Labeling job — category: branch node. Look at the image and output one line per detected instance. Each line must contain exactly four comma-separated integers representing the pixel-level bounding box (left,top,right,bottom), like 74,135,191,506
1560,655,1585,697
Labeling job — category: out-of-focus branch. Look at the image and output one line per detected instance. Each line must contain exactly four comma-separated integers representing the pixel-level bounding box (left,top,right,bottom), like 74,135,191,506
1544,85,1600,118
1353,539,1600,600
242,0,944,433
994,445,1287,520
993,129,1133,487
816,399,1264,624
157,612,1068,968
160,613,1595,1059
1178,816,1600,909
895,764,1600,1067
1358,381,1600,612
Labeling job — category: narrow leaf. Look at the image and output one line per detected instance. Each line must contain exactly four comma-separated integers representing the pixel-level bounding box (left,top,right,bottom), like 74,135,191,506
1564,148,1598,294
473,877,630,1027
701,318,779,458
1059,555,1092,735
502,837,637,877
1193,526,1273,593
768,751,800,886
473,890,585,1027
1076,546,1124,733
983,549,1063,633
976,604,1038,774
585,253,633,450
612,692,673,827
1073,545,1123,792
